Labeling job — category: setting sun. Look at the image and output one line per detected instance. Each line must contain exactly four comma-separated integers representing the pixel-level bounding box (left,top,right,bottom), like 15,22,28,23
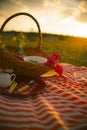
1,0,87,38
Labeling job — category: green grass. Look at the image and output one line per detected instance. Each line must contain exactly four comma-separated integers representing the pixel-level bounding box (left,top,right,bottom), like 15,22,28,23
1,31,87,67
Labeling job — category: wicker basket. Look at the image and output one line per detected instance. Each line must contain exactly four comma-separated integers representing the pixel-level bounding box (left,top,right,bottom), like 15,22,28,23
0,12,53,77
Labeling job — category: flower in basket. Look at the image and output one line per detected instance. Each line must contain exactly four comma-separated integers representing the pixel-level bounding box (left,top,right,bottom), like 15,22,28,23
45,53,63,75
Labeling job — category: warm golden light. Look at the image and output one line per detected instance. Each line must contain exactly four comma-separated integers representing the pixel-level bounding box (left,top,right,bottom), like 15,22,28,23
1,0,87,38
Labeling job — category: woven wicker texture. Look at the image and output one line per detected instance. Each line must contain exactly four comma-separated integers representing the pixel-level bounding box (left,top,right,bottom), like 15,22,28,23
0,12,52,77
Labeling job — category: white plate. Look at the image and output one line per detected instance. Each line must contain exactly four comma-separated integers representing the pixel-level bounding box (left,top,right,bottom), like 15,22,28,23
23,56,47,64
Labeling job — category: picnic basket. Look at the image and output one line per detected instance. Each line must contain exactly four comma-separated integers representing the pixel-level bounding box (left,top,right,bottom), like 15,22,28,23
0,12,53,77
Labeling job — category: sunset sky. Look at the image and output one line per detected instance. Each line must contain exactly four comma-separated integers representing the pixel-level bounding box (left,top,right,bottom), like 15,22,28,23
1,0,87,37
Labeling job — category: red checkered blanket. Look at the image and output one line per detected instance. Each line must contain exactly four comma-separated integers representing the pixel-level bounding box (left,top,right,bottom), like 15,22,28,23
0,64,87,130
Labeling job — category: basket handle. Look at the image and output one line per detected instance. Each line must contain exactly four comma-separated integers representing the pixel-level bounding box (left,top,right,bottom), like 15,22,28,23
0,12,42,48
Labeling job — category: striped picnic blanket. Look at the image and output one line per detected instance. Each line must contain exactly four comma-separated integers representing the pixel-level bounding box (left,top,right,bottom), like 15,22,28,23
0,64,87,130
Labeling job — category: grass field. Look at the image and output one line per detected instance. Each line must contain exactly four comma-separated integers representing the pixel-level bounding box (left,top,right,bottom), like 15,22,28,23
1,31,87,67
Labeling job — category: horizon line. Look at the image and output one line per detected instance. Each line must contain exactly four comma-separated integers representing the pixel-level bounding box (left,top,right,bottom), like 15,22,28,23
2,30,87,39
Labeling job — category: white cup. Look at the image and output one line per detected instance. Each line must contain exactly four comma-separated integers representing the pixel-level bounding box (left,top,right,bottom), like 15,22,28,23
0,73,16,88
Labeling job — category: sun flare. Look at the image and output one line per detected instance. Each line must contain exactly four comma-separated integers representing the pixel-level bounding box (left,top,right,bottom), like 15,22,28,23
1,0,87,38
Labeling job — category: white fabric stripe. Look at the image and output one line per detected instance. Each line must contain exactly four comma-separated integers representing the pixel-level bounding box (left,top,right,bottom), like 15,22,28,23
47,83,87,100
0,110,38,117
0,96,87,113
0,116,39,122
0,122,63,130
0,116,61,124
0,95,32,102
2,95,86,111
63,116,87,123
0,104,36,111
0,107,86,118
1,87,86,104
70,124,87,130
0,97,71,109
0,102,60,112
1,93,86,107
0,109,86,122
